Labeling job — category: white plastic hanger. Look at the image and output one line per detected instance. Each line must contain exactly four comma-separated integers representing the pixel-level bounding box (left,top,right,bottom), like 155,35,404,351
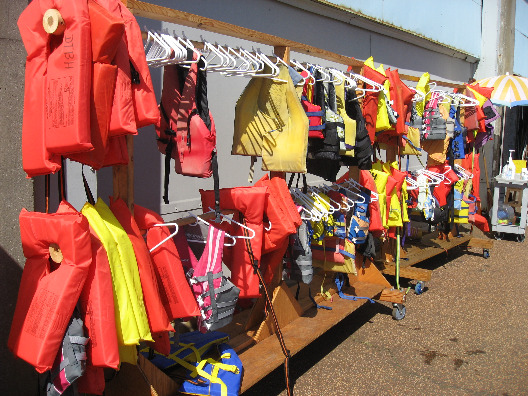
144,31,172,66
410,87,426,103
290,59,313,85
291,188,323,221
148,223,180,253
186,212,236,246
316,185,352,212
205,208,256,240
347,72,384,93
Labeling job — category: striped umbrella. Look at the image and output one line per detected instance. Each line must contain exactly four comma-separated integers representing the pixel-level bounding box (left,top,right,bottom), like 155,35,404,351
475,73,528,107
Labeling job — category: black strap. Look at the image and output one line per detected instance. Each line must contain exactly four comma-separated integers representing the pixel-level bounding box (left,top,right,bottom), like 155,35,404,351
82,165,95,206
129,60,140,85
212,151,220,221
45,174,50,214
241,219,293,396
58,156,66,202
159,103,176,205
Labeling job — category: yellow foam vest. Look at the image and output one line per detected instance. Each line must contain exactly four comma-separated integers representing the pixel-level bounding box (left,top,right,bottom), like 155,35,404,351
82,199,153,364
364,58,391,133
334,79,356,157
415,72,430,116
370,168,389,228
232,64,309,173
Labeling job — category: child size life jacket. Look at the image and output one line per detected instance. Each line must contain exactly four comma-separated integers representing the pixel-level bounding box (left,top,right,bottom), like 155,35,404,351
174,55,217,178
56,201,119,370
8,209,92,373
301,75,325,139
345,89,373,170
133,205,201,320
82,199,152,364
200,186,268,298
334,77,356,159
109,198,174,336
175,224,240,333
311,237,357,275
232,64,309,173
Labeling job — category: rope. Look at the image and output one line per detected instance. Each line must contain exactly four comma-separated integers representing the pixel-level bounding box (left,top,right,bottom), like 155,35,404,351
241,218,294,396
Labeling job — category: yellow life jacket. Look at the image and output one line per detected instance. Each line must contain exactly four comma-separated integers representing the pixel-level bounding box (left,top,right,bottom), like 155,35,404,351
376,65,392,132
401,179,410,223
312,237,357,275
232,64,309,173
82,199,153,363
415,72,430,117
334,80,356,157
453,180,469,223
370,169,389,228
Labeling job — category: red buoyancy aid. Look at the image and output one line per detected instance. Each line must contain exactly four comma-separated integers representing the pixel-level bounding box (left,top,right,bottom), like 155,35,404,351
77,364,105,396
428,163,460,207
67,0,122,169
96,0,137,137
254,175,302,285
118,1,159,128
133,204,200,320
361,65,388,144
301,76,325,139
56,201,119,370
255,175,302,254
200,186,268,298
174,56,217,178
20,0,93,157
386,68,415,135
359,170,385,236
17,2,60,177
461,152,481,202
8,209,92,373
109,198,174,336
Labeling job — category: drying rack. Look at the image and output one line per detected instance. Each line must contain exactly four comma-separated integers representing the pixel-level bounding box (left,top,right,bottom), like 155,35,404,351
102,0,488,394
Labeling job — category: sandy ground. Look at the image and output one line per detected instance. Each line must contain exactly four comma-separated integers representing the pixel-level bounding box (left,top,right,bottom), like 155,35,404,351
243,230,528,396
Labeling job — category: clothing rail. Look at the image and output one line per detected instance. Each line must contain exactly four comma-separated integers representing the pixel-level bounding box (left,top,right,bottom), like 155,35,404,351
128,0,466,89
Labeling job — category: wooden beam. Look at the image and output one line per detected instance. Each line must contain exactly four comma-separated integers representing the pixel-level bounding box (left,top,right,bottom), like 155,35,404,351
380,263,432,282
128,0,362,67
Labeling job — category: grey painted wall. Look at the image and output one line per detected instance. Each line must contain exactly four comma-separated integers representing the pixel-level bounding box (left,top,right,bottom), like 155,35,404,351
0,0,40,394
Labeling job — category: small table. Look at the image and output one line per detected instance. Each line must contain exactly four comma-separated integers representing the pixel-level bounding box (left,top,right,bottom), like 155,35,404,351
491,175,528,241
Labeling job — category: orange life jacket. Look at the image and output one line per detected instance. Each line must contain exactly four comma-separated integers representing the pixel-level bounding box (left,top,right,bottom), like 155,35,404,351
133,204,201,320
174,56,217,178
386,68,415,135
118,1,159,128
19,0,93,158
96,0,137,137
254,175,302,285
67,0,122,169
8,209,92,373
361,65,387,144
200,186,268,298
56,201,119,370
109,198,174,338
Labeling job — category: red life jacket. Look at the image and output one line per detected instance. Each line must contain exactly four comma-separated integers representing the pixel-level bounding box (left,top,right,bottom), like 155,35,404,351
254,175,302,285
67,0,122,169
133,204,200,320
56,201,119,370
77,364,105,396
8,209,92,373
92,0,137,137
255,175,302,254
386,68,415,135
174,55,217,178
359,170,385,236
361,65,387,144
109,198,174,337
200,186,268,298
301,74,325,139
118,1,159,128
19,0,93,158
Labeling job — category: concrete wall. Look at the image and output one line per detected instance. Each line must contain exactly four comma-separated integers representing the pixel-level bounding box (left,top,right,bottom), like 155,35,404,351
0,0,40,394
514,0,528,77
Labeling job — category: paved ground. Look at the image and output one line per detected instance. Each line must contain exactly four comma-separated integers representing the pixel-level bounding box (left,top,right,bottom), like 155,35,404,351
243,231,528,396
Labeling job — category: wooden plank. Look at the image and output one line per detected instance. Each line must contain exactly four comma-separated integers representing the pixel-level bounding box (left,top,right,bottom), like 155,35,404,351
238,281,384,392
128,0,363,67
254,282,303,342
113,135,134,211
380,263,432,281
466,237,494,249
378,288,406,304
